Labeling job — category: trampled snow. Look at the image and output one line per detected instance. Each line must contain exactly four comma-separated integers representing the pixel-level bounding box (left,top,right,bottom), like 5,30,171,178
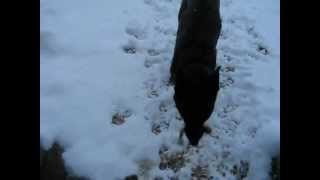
40,0,280,179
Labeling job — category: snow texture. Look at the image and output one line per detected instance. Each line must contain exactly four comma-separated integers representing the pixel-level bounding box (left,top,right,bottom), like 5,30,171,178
40,0,279,179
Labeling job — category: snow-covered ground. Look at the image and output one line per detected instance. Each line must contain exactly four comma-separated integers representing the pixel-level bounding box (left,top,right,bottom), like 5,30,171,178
40,0,279,179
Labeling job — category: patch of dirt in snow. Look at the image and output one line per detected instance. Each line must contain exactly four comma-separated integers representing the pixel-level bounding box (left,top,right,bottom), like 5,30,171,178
159,149,188,172
40,142,90,180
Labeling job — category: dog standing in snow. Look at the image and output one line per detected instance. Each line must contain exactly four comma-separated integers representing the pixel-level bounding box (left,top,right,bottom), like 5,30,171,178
170,0,221,146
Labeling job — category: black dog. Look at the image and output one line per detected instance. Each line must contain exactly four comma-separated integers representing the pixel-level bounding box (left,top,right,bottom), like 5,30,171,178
170,0,221,146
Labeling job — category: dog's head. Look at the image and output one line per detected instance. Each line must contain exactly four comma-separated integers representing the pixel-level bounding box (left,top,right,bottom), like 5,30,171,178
174,63,220,145
184,125,205,146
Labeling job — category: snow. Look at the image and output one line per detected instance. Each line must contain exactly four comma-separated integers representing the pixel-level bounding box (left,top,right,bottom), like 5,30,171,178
40,0,279,179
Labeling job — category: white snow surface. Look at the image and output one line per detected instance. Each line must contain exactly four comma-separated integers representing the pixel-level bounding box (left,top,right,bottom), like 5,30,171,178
40,0,279,179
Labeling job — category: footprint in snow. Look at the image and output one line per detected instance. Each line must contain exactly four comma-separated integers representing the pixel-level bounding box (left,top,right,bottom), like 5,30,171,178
125,22,147,40
40,31,59,57
144,56,163,68
122,39,138,54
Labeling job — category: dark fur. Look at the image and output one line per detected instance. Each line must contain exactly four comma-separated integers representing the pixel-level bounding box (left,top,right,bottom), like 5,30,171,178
170,0,221,146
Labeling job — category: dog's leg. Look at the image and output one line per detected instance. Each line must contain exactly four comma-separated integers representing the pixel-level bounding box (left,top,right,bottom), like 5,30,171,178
203,125,212,134
178,127,185,145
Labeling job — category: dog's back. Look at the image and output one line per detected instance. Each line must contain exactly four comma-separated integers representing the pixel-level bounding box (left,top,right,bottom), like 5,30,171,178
170,0,221,83
171,0,221,146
